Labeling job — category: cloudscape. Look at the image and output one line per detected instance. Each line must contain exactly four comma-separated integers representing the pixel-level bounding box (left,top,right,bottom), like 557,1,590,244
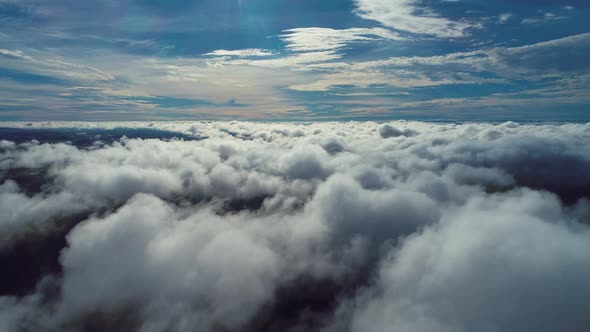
1,1,590,332
1,121,590,331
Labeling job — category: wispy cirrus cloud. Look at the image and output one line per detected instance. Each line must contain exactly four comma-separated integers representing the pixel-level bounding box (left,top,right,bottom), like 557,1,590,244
353,0,478,38
279,27,404,52
285,32,590,95
0,0,589,120
204,49,274,57
0,48,115,82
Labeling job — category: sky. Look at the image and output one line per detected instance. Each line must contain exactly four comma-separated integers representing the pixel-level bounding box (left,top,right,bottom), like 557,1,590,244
0,0,589,121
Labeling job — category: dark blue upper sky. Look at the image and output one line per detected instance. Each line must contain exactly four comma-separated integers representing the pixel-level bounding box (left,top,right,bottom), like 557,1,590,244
0,0,589,121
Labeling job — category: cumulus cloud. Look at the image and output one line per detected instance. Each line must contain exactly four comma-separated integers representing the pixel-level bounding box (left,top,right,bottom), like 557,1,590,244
0,180,85,249
56,194,280,331
379,123,418,138
337,189,590,332
1,121,590,332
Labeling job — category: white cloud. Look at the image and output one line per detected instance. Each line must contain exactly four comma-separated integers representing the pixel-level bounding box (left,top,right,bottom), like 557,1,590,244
521,11,568,24
283,32,590,98
204,27,404,71
247,51,343,68
338,189,590,332
280,27,404,52
56,194,280,331
204,49,274,57
0,48,115,81
0,180,87,249
498,12,513,24
353,0,477,38
1,121,590,331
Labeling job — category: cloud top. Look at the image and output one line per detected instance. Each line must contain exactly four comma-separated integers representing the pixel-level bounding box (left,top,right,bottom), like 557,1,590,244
1,121,590,331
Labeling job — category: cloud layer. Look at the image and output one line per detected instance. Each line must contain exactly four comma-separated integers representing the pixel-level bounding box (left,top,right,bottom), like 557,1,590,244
1,121,590,331
1,0,589,120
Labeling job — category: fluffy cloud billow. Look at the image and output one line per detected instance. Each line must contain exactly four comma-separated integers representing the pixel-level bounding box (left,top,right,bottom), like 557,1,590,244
1,121,590,332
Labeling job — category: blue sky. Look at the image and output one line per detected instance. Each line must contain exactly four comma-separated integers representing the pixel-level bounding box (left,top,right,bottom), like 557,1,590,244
0,0,589,121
